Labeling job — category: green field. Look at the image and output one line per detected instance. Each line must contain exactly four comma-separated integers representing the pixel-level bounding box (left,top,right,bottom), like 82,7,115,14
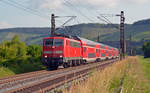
0,67,15,78
121,56,150,93
0,57,45,78
139,56,150,80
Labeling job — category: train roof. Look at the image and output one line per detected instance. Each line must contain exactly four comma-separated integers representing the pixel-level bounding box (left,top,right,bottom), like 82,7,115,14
78,37,118,49
78,37,106,46
43,34,118,49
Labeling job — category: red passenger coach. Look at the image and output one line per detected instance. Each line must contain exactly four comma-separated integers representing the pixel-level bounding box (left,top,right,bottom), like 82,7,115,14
42,35,119,70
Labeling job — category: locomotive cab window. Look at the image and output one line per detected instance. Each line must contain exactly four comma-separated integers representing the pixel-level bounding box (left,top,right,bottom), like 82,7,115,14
45,39,63,46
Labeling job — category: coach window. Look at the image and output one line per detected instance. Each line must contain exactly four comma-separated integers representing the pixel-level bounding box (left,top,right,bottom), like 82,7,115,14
101,45,104,49
83,47,86,52
88,53,96,58
75,42,80,48
96,49,99,53
109,47,111,50
101,53,105,57
69,41,73,47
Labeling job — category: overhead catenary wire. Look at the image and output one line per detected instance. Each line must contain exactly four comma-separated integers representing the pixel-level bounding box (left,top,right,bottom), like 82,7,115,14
62,2,83,23
0,0,71,28
55,16,77,33
1,0,96,26
76,0,99,22
0,0,50,19
63,0,95,23
97,14,119,30
7,0,49,17
6,0,79,27
0,0,87,39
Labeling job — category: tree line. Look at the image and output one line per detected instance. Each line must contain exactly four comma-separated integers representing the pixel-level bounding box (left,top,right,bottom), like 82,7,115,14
0,35,42,61
0,35,44,73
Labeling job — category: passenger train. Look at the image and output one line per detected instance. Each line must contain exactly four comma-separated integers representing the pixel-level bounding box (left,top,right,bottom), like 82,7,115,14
42,34,119,70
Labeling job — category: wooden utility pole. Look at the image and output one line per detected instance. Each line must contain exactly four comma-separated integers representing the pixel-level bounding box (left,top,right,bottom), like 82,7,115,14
51,14,56,36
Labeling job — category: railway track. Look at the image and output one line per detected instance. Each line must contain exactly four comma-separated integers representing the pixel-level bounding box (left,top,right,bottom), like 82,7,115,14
0,59,119,93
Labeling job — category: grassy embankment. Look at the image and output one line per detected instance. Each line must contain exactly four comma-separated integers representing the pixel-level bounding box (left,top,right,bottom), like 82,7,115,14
0,57,45,78
63,57,150,93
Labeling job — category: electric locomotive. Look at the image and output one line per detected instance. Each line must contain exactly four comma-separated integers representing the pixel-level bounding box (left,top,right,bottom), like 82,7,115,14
42,35,82,70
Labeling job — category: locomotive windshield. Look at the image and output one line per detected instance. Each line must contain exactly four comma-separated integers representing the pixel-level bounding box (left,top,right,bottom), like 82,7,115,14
45,39,63,46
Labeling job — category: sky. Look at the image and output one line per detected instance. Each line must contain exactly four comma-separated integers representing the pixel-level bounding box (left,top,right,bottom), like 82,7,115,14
0,0,150,29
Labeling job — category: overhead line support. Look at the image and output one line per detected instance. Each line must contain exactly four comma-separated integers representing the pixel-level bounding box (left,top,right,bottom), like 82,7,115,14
51,14,56,36
117,11,125,60
51,14,77,36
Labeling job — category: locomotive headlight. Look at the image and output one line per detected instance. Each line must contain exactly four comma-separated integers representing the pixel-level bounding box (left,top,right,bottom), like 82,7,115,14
59,55,63,57
45,55,48,58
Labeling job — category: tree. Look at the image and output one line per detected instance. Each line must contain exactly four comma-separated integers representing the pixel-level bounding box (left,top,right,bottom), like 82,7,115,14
0,35,27,59
16,42,27,58
11,35,19,44
142,42,150,58
27,45,42,57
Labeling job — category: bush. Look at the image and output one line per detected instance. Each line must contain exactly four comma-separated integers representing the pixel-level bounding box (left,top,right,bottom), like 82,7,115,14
142,42,150,58
0,35,44,75
27,45,42,57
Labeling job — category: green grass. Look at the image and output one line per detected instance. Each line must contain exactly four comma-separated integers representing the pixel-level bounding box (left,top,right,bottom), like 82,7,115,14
109,77,121,93
139,56,150,80
0,67,15,78
108,57,150,93
0,57,45,78
121,57,150,93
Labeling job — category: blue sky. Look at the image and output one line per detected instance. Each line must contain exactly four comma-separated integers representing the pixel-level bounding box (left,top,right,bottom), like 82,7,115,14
0,0,150,29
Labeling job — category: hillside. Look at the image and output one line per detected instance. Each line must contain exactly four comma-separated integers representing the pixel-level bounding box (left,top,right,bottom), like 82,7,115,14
0,24,120,45
0,19,150,45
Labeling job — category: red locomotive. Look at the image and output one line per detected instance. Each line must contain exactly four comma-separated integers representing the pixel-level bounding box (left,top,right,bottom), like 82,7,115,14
42,35,119,70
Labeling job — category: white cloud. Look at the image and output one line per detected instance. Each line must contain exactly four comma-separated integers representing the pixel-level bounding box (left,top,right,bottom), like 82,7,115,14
29,0,149,10
40,0,63,9
86,0,118,7
0,22,13,29
123,0,149,4
70,0,119,8
29,0,64,10
30,0,119,10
